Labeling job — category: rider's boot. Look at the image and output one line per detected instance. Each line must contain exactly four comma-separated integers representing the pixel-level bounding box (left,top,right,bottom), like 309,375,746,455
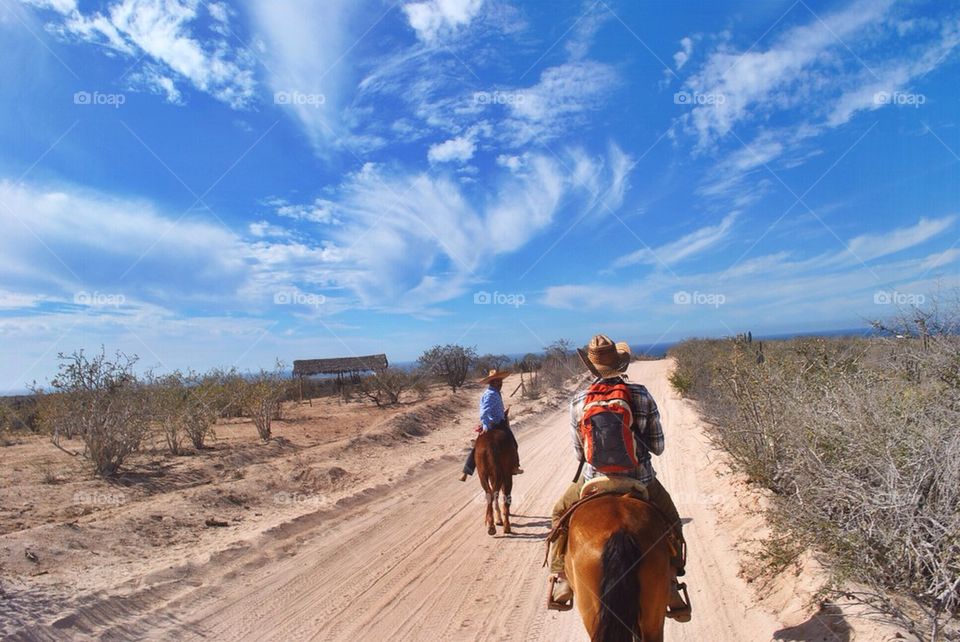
458,472,468,482
547,573,573,611
666,530,691,621
666,576,692,622
513,466,524,475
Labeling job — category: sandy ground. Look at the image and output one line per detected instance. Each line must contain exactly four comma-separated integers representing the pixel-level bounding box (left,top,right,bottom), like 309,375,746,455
1,360,914,641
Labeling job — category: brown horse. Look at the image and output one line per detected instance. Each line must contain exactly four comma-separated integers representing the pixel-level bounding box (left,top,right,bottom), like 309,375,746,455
474,424,517,536
565,494,672,642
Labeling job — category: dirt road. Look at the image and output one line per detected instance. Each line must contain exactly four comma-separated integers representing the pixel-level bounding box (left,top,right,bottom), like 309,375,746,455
55,358,797,642
14,359,898,641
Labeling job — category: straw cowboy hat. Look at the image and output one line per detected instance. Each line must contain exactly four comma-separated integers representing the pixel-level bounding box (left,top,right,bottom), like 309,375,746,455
577,334,632,378
479,369,511,384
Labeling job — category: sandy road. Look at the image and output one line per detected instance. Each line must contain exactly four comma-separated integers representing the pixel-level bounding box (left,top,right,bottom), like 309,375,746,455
71,358,799,642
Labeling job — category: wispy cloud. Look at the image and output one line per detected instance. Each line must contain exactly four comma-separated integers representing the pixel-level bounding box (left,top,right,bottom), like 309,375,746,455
612,213,737,269
845,215,956,262
26,0,256,107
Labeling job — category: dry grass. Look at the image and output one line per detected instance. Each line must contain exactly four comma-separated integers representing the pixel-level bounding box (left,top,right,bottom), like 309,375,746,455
669,321,960,640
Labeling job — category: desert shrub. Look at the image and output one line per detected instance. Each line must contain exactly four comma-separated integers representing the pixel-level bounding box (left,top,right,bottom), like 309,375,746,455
358,368,414,407
201,368,246,418
540,339,584,389
669,316,960,637
474,354,511,377
516,353,542,374
417,344,477,392
520,371,543,399
0,395,42,432
241,368,289,442
667,369,694,396
145,371,220,453
146,372,189,455
180,372,221,449
41,349,149,476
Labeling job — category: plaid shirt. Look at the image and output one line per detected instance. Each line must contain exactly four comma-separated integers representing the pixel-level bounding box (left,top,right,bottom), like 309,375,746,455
570,377,665,483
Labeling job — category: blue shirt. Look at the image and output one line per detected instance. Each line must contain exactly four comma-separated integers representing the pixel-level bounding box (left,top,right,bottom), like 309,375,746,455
479,386,506,430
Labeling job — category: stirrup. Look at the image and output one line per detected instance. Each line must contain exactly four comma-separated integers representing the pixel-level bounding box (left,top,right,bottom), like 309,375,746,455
666,582,692,622
546,575,573,611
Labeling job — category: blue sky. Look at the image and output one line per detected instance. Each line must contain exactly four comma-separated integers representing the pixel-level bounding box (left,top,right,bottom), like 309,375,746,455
1,0,958,389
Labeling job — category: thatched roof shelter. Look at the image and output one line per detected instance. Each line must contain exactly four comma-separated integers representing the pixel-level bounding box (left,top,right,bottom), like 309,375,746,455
293,354,388,377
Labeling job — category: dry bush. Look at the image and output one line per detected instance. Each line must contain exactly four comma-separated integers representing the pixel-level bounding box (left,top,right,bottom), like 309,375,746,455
540,339,584,390
241,368,290,442
669,316,960,639
147,372,188,455
201,368,246,418
474,353,511,377
180,372,221,449
40,349,149,476
358,368,415,407
417,344,477,392
0,395,42,432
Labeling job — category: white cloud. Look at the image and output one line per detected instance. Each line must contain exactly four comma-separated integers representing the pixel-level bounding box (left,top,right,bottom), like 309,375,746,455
612,213,737,269
846,216,956,262
272,197,341,225
249,0,357,151
827,24,960,127
496,154,525,172
28,0,256,107
504,61,618,145
428,134,476,163
545,214,960,315
402,0,483,42
673,36,693,69
267,145,632,311
682,0,896,148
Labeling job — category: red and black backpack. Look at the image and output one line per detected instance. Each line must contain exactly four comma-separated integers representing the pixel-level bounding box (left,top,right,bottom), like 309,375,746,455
578,381,639,474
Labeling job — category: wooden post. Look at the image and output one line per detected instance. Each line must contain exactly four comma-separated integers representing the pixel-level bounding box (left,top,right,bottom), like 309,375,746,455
298,373,303,404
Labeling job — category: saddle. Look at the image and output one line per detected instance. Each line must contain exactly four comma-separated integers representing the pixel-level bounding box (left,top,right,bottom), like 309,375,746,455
542,475,650,568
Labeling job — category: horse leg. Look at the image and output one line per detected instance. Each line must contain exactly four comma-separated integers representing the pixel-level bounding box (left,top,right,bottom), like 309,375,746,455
493,490,503,526
485,490,496,536
502,477,512,535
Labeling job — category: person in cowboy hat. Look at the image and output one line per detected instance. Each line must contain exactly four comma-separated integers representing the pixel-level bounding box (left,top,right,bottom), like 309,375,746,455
459,369,523,481
546,334,691,621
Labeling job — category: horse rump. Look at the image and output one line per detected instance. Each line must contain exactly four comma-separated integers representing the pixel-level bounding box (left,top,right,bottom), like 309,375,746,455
594,528,642,642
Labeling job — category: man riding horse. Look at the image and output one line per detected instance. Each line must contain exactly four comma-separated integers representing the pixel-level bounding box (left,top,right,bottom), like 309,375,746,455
546,334,692,622
459,369,523,482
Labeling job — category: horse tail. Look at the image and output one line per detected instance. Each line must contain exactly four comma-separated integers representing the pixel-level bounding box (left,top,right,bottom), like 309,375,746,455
476,433,499,494
594,528,641,642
